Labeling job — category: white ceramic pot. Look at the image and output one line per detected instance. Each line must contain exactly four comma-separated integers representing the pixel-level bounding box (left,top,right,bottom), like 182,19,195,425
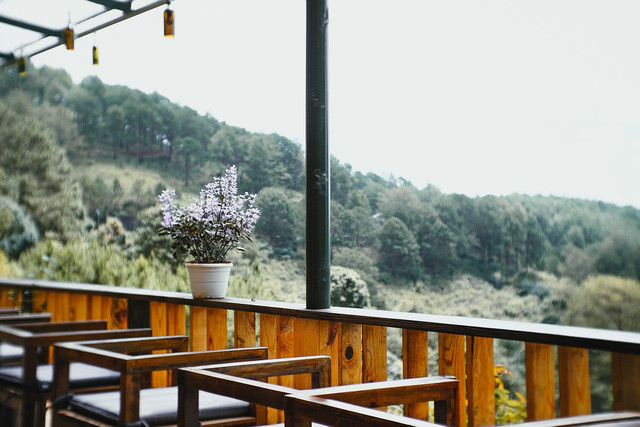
185,263,233,298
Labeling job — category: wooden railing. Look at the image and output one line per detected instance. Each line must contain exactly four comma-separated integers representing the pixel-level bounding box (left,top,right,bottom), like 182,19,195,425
1,277,639,426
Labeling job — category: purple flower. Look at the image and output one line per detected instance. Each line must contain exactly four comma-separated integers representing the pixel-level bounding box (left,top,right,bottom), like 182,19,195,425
157,166,261,263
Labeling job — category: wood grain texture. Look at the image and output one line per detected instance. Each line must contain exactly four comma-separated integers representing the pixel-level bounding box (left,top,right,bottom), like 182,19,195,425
558,346,591,416
340,323,362,386
439,333,466,427
88,295,103,320
466,336,495,427
260,313,280,424
69,293,88,321
318,320,341,387
207,307,227,349
150,301,168,388
32,289,47,313
526,342,556,421
234,310,256,348
403,329,428,420
363,324,387,384
190,305,207,351
612,352,640,411
294,317,319,389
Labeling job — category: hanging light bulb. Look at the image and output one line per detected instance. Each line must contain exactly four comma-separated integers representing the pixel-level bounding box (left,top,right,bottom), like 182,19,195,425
63,11,74,50
163,1,174,37
92,32,99,65
17,57,26,76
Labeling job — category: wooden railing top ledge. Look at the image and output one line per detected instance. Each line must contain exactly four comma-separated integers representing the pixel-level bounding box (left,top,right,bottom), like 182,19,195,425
1,277,639,354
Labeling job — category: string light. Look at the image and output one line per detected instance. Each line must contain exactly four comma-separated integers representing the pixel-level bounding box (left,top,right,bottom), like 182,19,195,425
63,11,74,50
92,32,99,65
17,57,26,76
164,1,174,37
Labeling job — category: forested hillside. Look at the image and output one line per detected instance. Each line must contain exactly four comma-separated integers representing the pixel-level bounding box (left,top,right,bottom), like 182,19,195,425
1,64,640,323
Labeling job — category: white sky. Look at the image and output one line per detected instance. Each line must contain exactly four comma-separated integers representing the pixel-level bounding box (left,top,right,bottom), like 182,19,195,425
2,0,640,208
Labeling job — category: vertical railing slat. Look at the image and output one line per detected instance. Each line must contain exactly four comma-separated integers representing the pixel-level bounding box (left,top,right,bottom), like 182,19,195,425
467,336,495,427
318,320,341,387
207,308,227,349
363,324,387,383
294,318,319,389
340,323,362,385
260,313,280,424
403,329,429,420
150,301,168,388
69,294,88,321
558,346,591,416
439,333,467,427
525,342,556,421
234,310,256,348
189,306,207,351
612,352,640,411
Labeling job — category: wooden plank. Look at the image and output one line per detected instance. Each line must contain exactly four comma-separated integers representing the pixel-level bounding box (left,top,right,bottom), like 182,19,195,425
69,293,88,321
294,318,320,390
113,298,128,329
56,292,70,321
439,333,466,427
32,289,47,313
150,301,168,388
190,306,207,351
167,304,186,335
525,342,556,421
207,308,227,350
318,320,341,387
234,310,256,348
0,287,9,307
88,295,104,320
612,352,640,411
278,315,295,423
260,313,280,424
403,329,429,420
467,336,495,427
101,297,113,328
558,346,591,417
363,324,387,383
340,323,362,386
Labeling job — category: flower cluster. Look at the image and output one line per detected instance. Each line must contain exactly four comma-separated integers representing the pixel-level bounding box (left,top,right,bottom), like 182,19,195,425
158,166,261,263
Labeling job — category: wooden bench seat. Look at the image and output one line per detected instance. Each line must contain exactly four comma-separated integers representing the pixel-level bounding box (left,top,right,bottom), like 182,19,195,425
51,335,269,426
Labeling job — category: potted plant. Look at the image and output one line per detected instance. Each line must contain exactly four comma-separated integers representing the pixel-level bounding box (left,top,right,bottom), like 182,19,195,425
158,166,261,298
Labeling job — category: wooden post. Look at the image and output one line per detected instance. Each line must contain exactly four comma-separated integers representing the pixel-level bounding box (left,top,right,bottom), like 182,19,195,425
612,352,640,411
558,346,591,416
525,342,556,421
340,323,362,385
467,336,495,426
439,333,466,427
403,329,428,420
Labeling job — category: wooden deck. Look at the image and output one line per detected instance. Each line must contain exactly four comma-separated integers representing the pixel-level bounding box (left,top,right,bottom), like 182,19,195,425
0,277,639,426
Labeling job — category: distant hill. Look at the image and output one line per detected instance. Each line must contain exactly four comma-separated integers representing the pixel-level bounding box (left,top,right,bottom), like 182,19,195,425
2,64,640,288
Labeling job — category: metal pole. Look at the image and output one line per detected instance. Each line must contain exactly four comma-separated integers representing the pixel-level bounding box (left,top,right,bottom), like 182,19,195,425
305,0,330,309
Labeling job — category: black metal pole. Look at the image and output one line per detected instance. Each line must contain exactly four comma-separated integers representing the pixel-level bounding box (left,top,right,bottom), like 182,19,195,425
305,0,330,309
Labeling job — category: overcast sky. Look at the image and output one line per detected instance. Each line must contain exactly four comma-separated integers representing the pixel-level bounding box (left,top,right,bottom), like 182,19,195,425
2,0,640,208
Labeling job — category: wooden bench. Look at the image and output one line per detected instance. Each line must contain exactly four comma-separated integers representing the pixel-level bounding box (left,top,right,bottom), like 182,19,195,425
0,312,52,366
177,357,458,427
0,320,151,427
51,335,269,426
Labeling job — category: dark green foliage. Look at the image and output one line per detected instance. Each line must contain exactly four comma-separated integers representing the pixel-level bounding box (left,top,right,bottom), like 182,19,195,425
255,187,299,257
0,197,39,258
378,217,422,282
0,101,83,240
330,266,371,308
